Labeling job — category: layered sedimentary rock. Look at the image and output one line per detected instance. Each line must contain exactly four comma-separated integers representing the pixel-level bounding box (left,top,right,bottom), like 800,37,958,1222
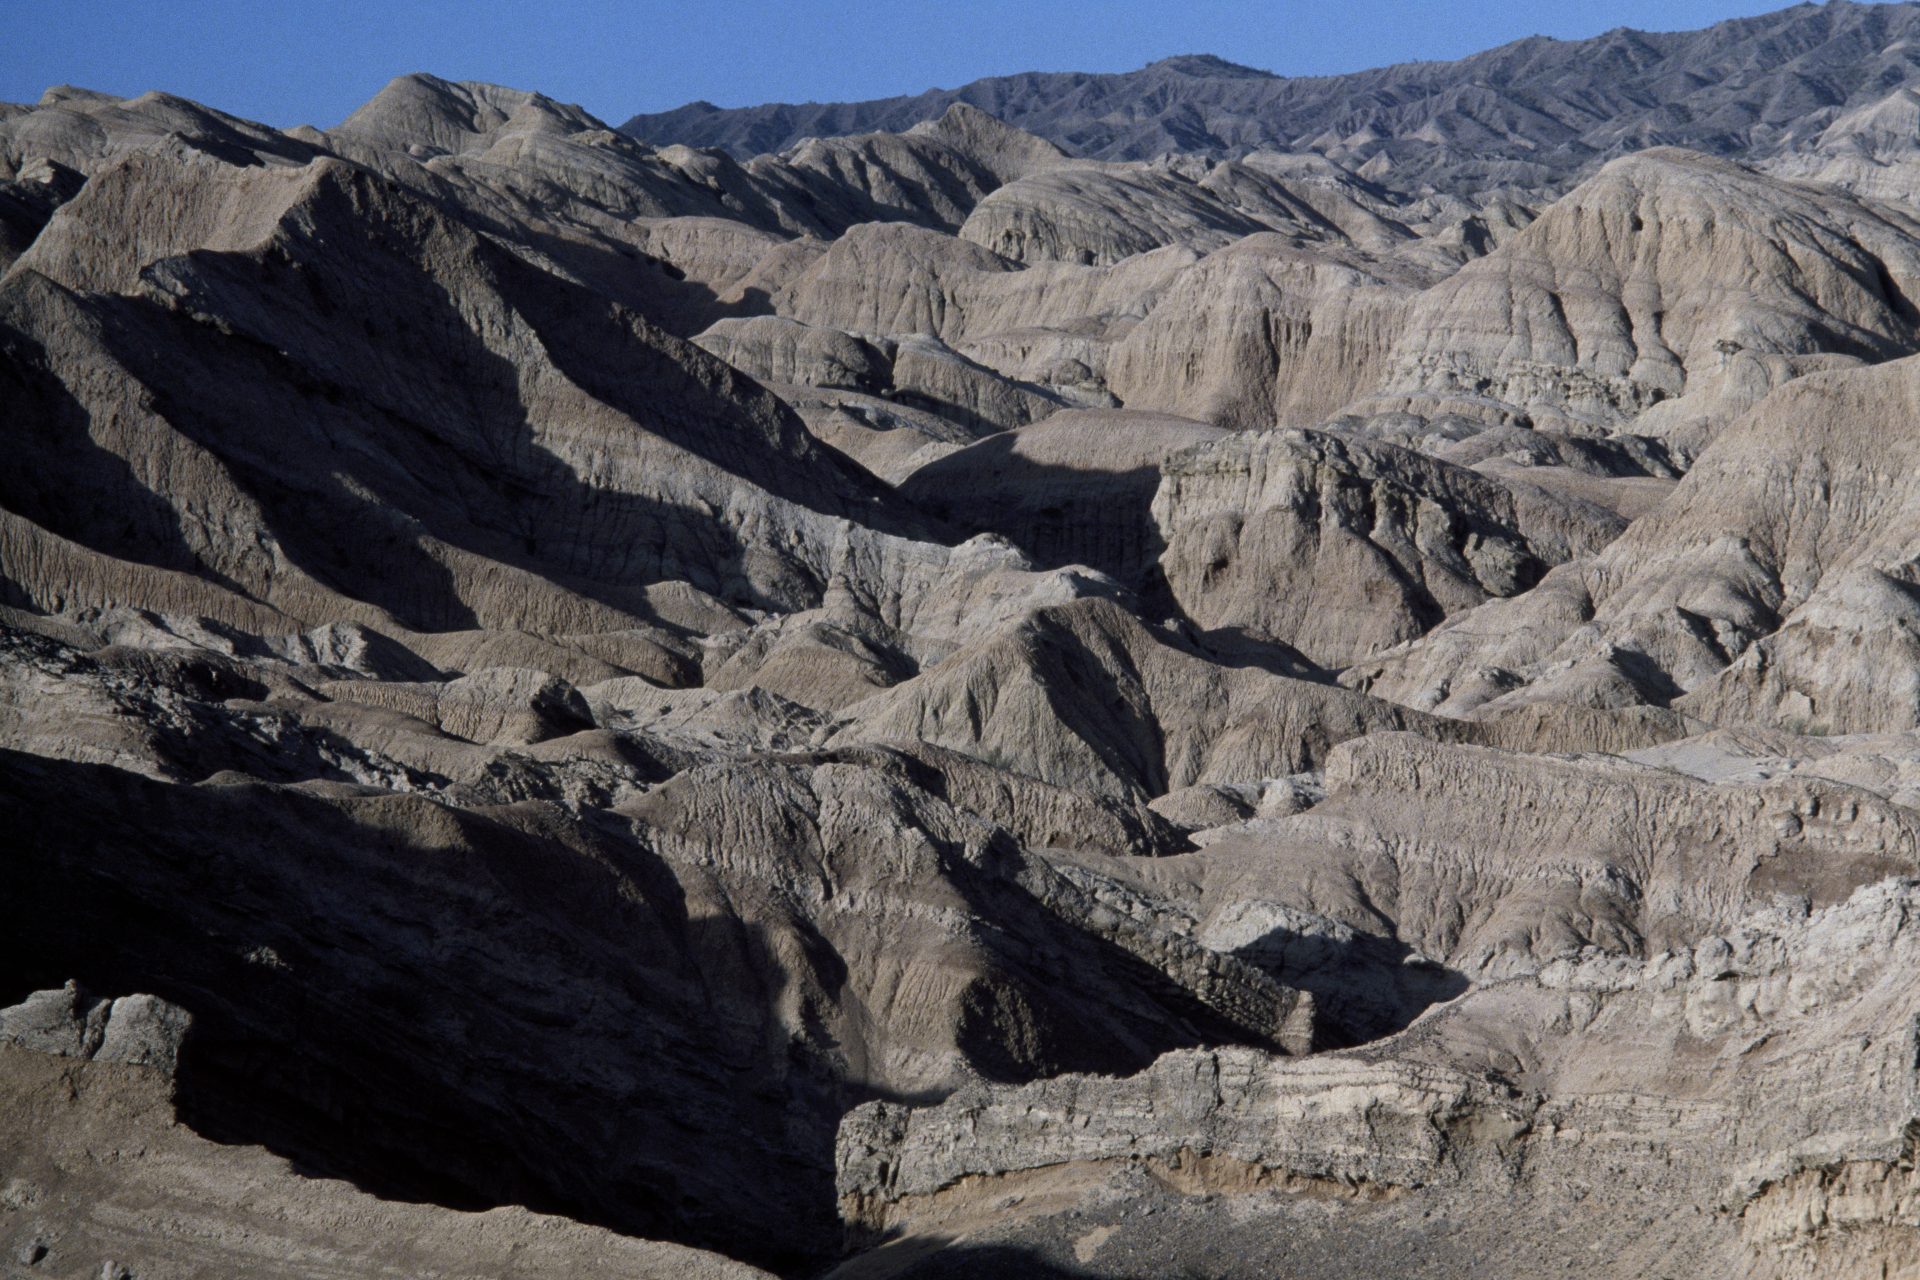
826,598,1461,801
1106,233,1419,430
959,161,1270,266
838,878,1920,1278
897,410,1227,581
1355,148,1920,452
695,315,1063,435
0,147,957,640
0,627,1319,1266
1151,428,1624,666
9,14,1920,1277
1349,350,1920,732
742,103,1068,235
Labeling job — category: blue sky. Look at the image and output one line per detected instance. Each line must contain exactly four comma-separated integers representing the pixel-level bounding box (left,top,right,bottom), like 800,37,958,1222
0,0,1888,128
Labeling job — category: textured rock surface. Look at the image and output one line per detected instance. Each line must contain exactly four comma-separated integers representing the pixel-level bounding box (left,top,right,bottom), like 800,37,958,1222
695,315,1062,435
11,10,1920,1276
826,598,1466,802
1106,232,1419,430
836,879,1920,1277
1152,429,1625,666
1349,350,1920,732
897,410,1227,583
959,162,1270,266
1355,148,1920,452
0,994,774,1280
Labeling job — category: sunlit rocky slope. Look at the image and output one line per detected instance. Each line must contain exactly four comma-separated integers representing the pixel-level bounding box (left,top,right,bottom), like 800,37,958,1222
7,6,1920,1276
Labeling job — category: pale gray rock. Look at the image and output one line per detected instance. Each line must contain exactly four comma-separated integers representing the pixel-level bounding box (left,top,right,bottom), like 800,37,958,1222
1192,152,1418,253
0,84,322,178
0,157,82,270
12,24,1920,1277
625,1,1920,193
1107,233,1422,430
0,593,1328,1264
1767,83,1920,205
1351,349,1920,733
773,220,1197,397
0,983,190,1074
696,314,894,393
320,667,593,746
959,161,1269,266
836,878,1920,1277
773,385,981,483
1,147,963,643
827,598,1465,801
695,315,1062,435
742,105,1066,234
1354,149,1920,453
1134,729,1920,984
1152,428,1625,667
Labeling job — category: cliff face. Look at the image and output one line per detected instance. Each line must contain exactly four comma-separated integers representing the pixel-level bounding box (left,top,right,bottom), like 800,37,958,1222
837,879,1920,1278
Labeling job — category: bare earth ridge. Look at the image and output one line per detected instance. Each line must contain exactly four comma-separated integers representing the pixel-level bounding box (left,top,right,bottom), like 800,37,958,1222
8,4,1920,1276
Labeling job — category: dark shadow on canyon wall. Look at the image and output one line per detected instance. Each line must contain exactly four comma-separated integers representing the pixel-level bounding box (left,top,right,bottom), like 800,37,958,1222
899,443,1170,588
0,747,1316,1274
1230,923,1469,1048
0,748,846,1271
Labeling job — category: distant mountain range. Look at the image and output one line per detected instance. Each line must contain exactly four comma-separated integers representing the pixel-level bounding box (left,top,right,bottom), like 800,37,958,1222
623,1,1920,188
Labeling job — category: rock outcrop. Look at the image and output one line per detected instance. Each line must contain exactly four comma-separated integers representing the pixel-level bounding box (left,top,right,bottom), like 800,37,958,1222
1356,149,1920,452
837,878,1920,1277
1350,350,1920,732
625,0,1920,191
1152,428,1625,666
10,15,1920,1276
0,986,774,1279
1106,233,1419,430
